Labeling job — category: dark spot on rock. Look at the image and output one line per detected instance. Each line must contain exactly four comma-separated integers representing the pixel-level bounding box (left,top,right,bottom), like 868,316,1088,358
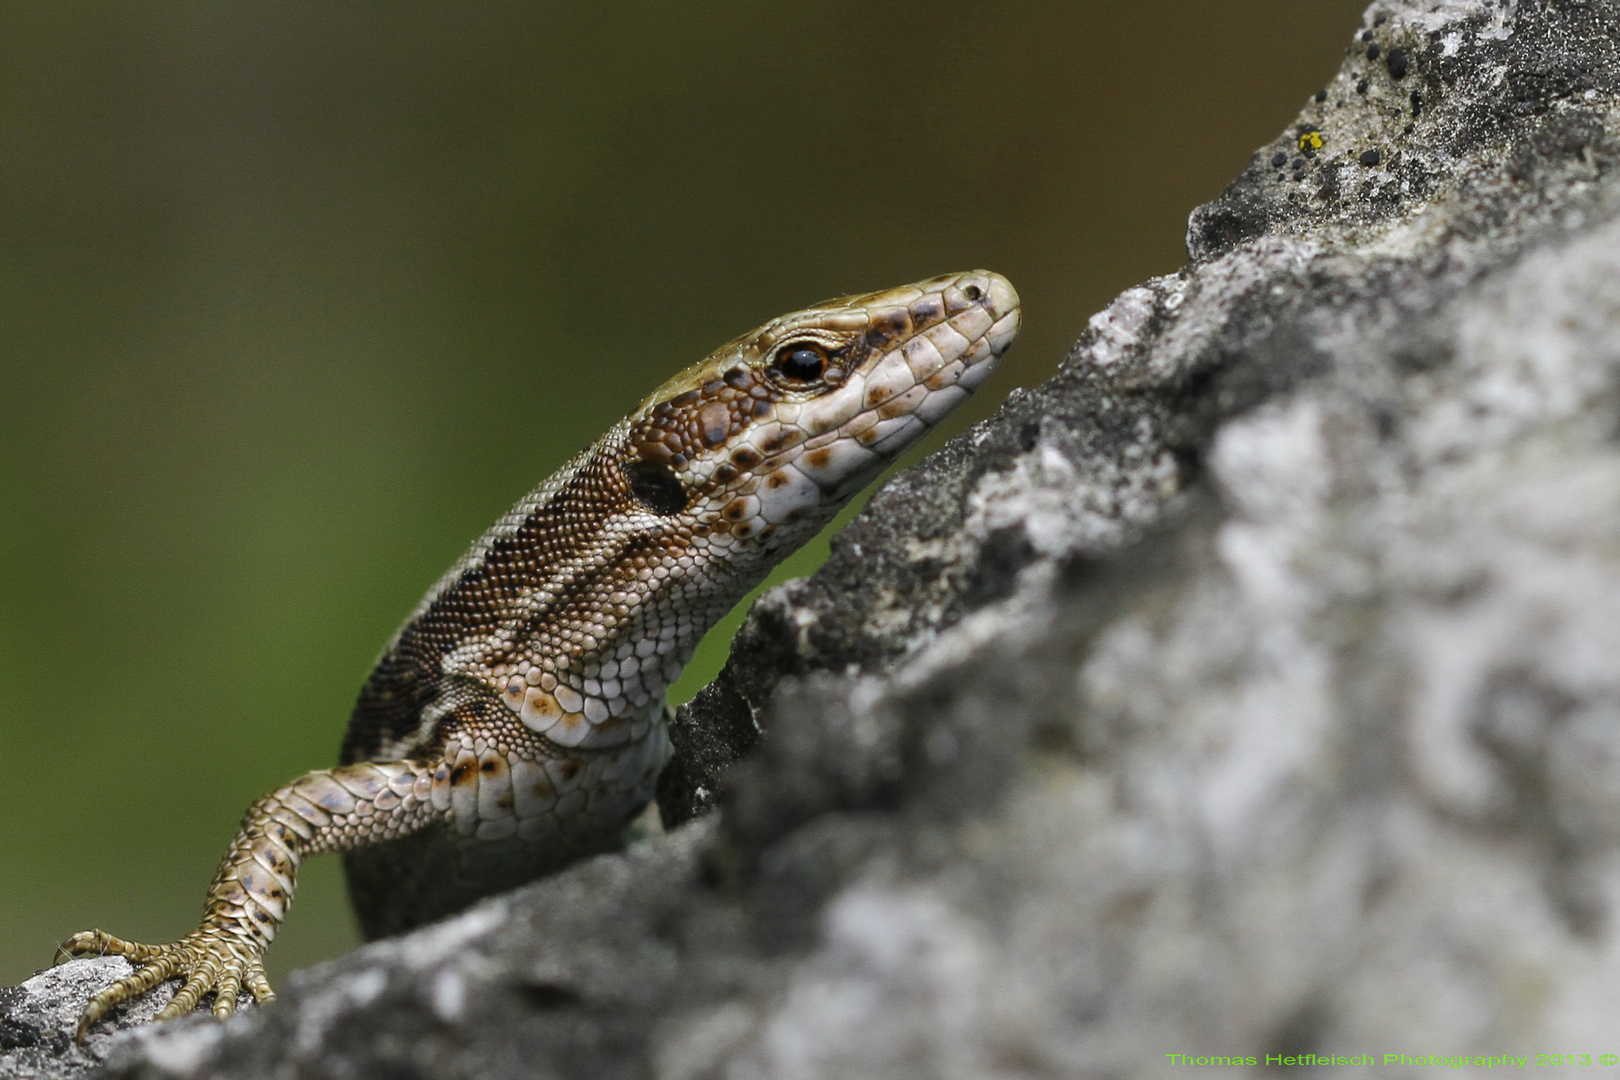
0,1016,43,1051
1387,47,1408,79
1404,123,1415,134
1361,149,1381,166
1367,43,1381,60
1272,151,1289,167
519,983,581,1010
960,524,1037,612
1374,14,1386,25
1292,157,1306,169
1410,90,1423,115
1361,29,1374,42
1315,89,1328,103
1357,79,1370,94
1373,407,1399,439
1268,999,1332,1063
1184,189,1274,260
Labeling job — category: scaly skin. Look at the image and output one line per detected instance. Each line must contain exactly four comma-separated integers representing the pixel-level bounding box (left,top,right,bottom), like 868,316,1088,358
58,271,1020,1040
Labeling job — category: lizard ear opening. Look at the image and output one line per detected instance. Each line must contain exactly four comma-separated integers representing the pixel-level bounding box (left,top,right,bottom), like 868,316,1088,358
624,459,688,515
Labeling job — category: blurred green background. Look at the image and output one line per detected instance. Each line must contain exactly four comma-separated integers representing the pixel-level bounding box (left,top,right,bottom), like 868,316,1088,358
0,1,1365,986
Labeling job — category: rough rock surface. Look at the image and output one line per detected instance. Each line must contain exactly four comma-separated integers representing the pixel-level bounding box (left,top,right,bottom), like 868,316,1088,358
9,0,1620,1076
0,959,228,1080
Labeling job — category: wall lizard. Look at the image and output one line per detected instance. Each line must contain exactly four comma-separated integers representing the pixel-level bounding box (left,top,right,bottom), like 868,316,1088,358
57,271,1020,1040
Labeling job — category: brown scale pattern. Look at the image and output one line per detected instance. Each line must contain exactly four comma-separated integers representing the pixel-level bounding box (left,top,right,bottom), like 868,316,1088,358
342,449,650,761
634,365,782,465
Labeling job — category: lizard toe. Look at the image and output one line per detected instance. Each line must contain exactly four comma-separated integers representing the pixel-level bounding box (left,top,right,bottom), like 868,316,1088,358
57,929,162,966
211,969,244,1019
73,946,179,1042
64,929,268,1041
246,961,276,1004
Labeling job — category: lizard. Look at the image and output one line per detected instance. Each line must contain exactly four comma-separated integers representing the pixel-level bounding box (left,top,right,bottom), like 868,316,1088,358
57,270,1021,1041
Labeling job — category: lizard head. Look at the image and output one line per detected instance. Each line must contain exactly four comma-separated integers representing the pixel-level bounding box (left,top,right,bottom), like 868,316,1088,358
621,269,1020,553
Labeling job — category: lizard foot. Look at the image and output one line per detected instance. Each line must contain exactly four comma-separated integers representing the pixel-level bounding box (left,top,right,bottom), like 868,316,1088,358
56,927,273,1042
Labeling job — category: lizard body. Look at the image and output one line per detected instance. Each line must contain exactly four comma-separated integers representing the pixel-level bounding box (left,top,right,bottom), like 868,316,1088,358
59,270,1020,1038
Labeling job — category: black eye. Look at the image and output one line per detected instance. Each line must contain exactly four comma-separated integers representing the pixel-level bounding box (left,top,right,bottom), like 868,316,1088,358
775,343,829,382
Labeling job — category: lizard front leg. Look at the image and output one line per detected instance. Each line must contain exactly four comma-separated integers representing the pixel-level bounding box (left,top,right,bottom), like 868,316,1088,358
58,759,439,1041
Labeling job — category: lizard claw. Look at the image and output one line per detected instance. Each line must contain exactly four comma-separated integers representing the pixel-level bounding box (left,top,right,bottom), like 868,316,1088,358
57,927,272,1042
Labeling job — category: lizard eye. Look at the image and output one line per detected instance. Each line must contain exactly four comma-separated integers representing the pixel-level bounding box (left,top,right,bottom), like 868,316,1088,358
772,342,830,383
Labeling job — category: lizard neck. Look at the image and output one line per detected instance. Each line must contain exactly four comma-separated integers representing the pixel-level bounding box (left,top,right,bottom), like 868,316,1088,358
348,423,832,760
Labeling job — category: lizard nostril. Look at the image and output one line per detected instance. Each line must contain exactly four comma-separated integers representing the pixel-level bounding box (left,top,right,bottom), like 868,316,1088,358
963,283,984,302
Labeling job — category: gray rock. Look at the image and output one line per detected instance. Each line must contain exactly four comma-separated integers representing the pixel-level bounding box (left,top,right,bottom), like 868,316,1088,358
12,0,1620,1076
0,957,235,1080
